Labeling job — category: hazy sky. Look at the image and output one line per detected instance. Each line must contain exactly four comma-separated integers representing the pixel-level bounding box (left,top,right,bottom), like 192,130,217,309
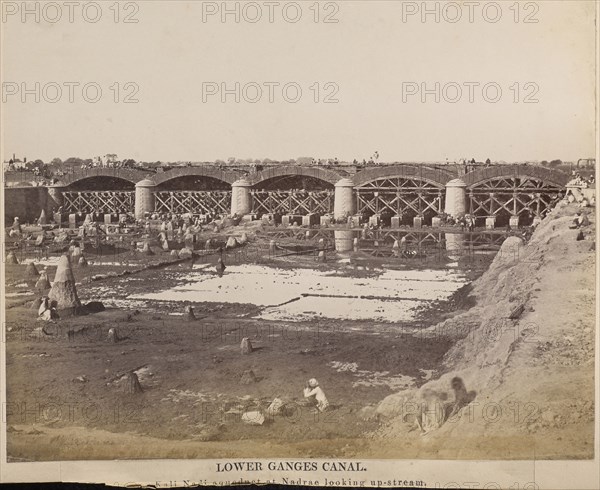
1,0,597,163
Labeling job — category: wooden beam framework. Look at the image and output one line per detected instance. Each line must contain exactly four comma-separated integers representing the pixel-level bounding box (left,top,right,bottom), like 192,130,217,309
251,190,333,216
63,191,134,214
154,191,231,215
468,176,563,221
355,178,444,223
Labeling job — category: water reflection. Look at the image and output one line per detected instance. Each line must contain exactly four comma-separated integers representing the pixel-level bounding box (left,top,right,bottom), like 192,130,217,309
263,229,508,266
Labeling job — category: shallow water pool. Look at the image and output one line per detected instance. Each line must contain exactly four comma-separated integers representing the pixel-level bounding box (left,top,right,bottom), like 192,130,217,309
129,263,468,323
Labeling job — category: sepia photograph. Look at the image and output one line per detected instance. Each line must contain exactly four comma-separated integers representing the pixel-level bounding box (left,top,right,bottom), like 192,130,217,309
1,1,598,488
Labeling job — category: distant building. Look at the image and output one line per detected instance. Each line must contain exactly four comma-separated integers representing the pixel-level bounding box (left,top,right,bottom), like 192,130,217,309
4,156,25,170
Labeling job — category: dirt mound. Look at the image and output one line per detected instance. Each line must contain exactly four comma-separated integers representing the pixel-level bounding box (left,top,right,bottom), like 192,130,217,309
374,202,596,459
25,262,40,278
141,242,154,255
240,369,258,384
48,254,82,310
38,209,47,225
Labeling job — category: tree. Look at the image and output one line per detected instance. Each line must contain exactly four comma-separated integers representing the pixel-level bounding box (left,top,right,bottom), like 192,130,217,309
25,160,44,170
50,157,63,166
549,159,563,168
64,157,84,165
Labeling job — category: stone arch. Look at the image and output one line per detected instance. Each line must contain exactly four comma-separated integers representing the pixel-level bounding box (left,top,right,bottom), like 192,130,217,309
353,165,452,188
63,176,136,191
464,164,569,188
57,168,150,187
151,166,240,186
248,166,343,187
154,175,232,191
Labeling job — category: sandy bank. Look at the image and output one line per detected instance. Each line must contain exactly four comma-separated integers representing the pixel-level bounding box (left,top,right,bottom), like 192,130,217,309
372,201,596,459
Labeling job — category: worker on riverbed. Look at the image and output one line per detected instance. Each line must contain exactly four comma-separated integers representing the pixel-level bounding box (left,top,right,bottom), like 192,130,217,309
444,377,476,422
400,236,407,252
303,378,329,412
466,214,474,232
415,388,445,434
216,248,226,277
569,211,589,229
11,217,22,236
38,297,59,322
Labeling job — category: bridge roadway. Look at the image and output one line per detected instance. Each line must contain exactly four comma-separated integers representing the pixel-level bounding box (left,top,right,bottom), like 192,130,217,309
17,163,569,229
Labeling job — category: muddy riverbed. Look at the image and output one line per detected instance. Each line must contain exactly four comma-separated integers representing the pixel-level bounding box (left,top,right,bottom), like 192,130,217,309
4,223,499,460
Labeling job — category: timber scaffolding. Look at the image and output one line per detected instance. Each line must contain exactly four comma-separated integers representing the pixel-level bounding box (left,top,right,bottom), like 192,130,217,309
7,163,570,229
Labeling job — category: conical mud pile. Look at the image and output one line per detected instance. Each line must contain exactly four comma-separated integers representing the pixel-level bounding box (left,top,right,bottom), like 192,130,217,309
141,242,154,255
38,209,47,225
25,262,40,278
185,305,196,321
48,254,82,310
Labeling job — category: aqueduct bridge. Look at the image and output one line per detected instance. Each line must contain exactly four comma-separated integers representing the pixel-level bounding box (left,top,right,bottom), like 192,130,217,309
11,164,569,228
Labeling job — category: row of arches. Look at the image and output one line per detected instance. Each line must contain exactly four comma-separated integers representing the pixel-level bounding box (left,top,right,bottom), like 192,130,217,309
56,165,568,226
57,164,569,191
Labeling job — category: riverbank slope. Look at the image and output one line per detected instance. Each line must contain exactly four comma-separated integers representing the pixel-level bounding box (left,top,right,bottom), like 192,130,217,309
372,201,596,459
